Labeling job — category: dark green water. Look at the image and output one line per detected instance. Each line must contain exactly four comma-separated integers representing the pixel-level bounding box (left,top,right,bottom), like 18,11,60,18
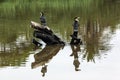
0,0,120,80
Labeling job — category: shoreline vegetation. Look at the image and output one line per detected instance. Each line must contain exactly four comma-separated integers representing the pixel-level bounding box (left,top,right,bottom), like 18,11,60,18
0,0,119,19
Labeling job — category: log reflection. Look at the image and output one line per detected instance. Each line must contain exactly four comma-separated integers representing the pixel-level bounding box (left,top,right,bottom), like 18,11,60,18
31,45,64,77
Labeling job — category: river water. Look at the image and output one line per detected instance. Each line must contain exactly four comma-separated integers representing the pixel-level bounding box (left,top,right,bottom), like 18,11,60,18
0,0,120,80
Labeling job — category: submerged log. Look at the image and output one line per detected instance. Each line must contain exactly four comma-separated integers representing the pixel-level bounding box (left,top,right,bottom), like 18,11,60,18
31,21,64,45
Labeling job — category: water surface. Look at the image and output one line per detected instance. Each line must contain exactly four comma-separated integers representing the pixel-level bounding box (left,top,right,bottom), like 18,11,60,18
0,0,120,80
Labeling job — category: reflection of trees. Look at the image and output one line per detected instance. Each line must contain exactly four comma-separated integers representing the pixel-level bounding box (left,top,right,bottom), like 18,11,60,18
82,19,112,62
31,45,64,77
82,19,100,62
0,44,33,67
0,17,33,68
0,19,32,43
0,34,33,67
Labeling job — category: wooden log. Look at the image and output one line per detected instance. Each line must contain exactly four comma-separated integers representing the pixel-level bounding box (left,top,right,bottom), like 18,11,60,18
32,38,42,46
33,30,60,45
30,21,65,45
31,21,53,35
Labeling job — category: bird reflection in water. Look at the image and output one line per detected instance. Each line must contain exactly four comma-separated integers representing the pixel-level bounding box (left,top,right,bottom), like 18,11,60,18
41,65,48,77
70,44,81,71
31,44,64,77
